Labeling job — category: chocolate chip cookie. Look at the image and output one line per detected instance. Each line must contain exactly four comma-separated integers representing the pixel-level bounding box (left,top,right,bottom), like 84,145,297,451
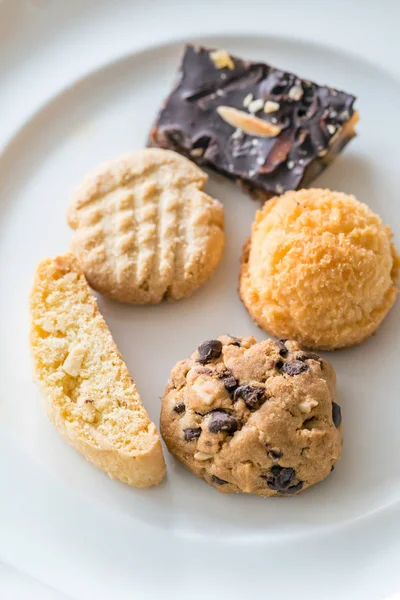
160,335,342,496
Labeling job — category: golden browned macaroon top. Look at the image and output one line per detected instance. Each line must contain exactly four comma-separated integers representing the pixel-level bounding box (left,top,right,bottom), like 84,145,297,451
240,189,400,350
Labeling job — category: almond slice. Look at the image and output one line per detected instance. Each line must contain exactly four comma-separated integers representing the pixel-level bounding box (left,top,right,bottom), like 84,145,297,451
217,106,281,138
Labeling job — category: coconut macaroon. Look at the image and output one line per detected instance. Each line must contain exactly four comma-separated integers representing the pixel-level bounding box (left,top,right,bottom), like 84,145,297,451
240,189,399,350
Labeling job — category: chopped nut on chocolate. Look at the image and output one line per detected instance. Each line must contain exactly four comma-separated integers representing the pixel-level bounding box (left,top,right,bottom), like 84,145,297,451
209,49,234,70
288,85,304,101
231,128,243,140
243,93,253,108
190,147,204,157
248,98,265,114
264,100,280,113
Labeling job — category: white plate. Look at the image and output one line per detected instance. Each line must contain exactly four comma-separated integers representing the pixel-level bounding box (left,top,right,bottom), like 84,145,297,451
1,1,400,599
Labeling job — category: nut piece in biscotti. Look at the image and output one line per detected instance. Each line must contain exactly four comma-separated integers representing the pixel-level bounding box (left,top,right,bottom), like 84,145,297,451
30,253,166,487
160,335,342,496
240,189,400,350
66,148,225,304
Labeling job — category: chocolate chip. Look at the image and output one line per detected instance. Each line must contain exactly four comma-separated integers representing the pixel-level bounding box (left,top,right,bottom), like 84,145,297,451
268,448,282,461
227,335,242,347
279,481,303,494
296,351,322,363
331,464,335,472
218,369,238,393
207,410,238,434
275,339,288,356
263,465,303,494
197,340,222,364
271,465,294,485
183,427,201,441
233,385,266,409
211,475,229,485
332,402,342,428
223,376,238,393
281,360,309,376
275,360,284,370
173,401,185,414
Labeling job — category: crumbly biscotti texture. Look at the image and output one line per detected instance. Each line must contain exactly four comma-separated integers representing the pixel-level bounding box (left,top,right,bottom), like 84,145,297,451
30,253,166,487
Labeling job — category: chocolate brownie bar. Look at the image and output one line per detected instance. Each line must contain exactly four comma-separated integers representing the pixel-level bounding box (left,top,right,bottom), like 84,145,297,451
148,45,358,200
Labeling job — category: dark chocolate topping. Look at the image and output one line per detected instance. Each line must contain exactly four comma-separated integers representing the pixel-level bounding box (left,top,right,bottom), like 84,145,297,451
149,45,357,198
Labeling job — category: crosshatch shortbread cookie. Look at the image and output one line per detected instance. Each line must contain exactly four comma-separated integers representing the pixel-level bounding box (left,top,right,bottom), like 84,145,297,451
160,335,342,496
30,253,166,487
240,189,400,350
66,148,225,304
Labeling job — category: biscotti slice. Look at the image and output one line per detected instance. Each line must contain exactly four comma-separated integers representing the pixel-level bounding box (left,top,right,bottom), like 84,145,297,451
30,253,166,487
